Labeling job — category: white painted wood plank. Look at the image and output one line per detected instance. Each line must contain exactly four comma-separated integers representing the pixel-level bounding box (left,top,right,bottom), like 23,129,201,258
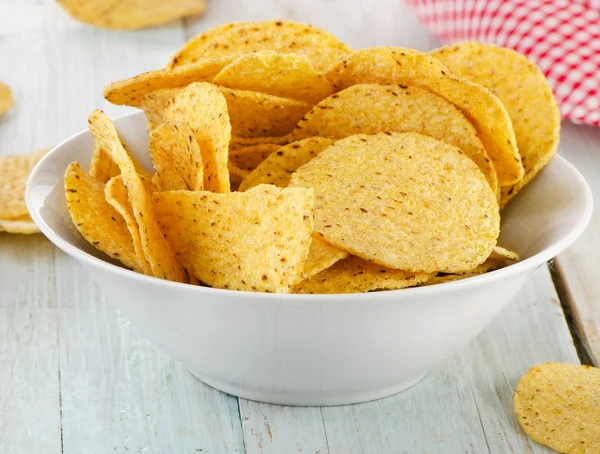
0,307,61,453
553,121,600,365
57,305,245,453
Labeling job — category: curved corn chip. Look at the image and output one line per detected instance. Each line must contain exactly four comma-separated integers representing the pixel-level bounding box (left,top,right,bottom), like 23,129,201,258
431,42,560,206
0,82,13,115
292,84,498,194
153,185,314,293
105,175,153,276
89,140,151,184
65,162,139,271
229,144,280,170
220,87,310,138
326,47,523,185
239,137,334,192
0,214,39,234
490,245,520,264
104,55,237,107
295,255,433,294
302,236,349,279
213,51,332,104
169,20,351,72
514,362,600,454
149,121,203,191
290,132,500,273
165,82,230,193
0,148,49,219
57,0,206,30
139,88,181,127
87,110,188,282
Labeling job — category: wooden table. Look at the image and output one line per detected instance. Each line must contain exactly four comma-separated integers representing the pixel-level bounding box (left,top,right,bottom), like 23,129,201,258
1,1,599,452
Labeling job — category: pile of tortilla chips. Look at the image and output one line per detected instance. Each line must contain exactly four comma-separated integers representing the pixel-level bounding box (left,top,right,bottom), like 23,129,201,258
65,20,562,293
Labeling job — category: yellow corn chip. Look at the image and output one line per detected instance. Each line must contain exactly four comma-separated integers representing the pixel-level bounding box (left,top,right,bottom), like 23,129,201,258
290,132,500,273
295,255,433,294
149,121,203,191
229,144,280,170
0,82,13,115
153,185,314,293
228,162,251,189
514,362,600,454
239,137,334,192
213,51,333,104
164,82,231,193
490,245,520,264
89,140,151,184
0,214,39,234
169,20,352,72
421,256,512,286
64,162,139,271
104,55,237,107
431,43,561,205
292,83,498,194
302,236,349,279
87,109,188,282
139,88,181,127
57,0,206,30
219,87,311,138
326,47,523,185
0,148,49,219
105,175,153,276
230,135,292,149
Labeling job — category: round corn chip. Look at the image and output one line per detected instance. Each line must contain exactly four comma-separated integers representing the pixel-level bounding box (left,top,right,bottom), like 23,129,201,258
105,175,152,275
149,121,203,191
514,362,600,454
292,83,498,194
88,109,188,283
213,51,333,104
153,185,314,293
219,87,311,138
0,214,39,234
326,47,523,186
104,55,237,107
0,148,50,220
0,82,13,115
290,132,500,273
239,137,334,192
165,82,231,193
302,236,349,279
169,20,352,72
65,162,139,272
229,144,280,170
295,255,433,294
57,0,206,30
430,42,561,206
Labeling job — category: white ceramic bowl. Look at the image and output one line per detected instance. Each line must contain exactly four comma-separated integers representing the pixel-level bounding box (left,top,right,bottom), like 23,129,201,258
27,112,593,406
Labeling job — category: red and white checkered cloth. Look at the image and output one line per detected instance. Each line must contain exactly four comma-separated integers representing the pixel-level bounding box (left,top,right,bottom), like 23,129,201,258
405,0,600,126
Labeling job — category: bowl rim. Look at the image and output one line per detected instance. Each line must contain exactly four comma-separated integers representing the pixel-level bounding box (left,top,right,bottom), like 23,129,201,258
26,112,594,303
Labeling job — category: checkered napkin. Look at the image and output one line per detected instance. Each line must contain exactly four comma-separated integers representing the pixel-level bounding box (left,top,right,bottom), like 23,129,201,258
405,0,600,126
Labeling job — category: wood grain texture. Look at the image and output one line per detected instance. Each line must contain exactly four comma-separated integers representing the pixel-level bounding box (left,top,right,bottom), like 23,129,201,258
554,121,600,365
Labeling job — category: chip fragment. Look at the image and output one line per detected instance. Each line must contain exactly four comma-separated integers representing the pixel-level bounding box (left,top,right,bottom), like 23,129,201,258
104,55,237,106
430,42,561,206
212,51,332,104
326,47,523,185
0,215,39,234
64,162,139,271
0,82,13,115
57,0,206,30
514,362,600,454
302,236,349,279
219,87,311,138
165,82,231,193
292,84,497,193
295,255,433,294
168,20,352,72
87,109,188,282
239,137,334,192
149,121,203,191
290,132,500,273
153,185,314,293
0,148,49,220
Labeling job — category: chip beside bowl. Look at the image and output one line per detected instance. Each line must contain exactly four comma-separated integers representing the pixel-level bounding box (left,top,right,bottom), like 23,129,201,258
26,111,592,405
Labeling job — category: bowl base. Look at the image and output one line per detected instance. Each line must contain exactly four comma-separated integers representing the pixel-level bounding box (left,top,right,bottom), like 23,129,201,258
187,370,428,406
